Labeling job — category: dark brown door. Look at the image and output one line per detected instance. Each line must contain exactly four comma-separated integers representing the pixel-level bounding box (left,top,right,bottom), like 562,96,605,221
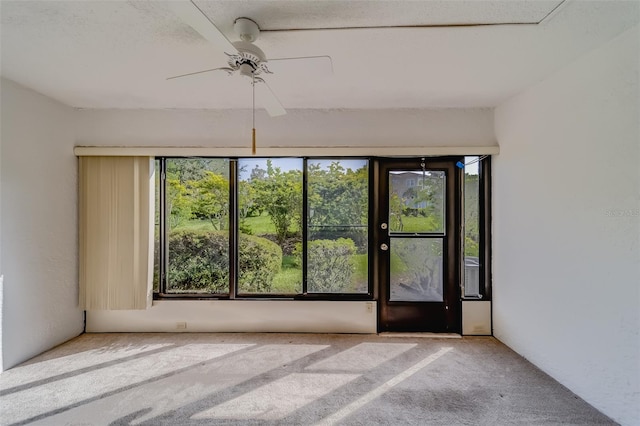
377,158,461,333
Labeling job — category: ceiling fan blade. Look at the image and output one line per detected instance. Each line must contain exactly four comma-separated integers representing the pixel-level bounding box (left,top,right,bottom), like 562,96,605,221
166,67,233,80
267,55,334,76
169,0,238,55
256,80,286,117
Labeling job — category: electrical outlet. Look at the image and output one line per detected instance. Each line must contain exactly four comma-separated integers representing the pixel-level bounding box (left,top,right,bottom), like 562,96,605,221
366,302,373,313
176,321,187,330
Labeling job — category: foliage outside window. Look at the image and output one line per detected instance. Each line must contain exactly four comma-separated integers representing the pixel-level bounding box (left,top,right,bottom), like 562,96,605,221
388,169,445,301
156,157,370,297
238,158,303,294
307,160,369,293
389,171,445,233
164,158,230,293
464,156,481,298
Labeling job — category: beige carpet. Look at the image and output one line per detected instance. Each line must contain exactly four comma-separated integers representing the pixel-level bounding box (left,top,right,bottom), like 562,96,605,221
0,333,615,425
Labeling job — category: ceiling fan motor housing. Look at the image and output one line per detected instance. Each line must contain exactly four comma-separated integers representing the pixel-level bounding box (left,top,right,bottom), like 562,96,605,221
229,41,269,77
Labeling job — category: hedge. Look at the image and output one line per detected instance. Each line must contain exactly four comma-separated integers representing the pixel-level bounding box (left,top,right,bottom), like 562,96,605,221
238,234,282,293
167,230,281,293
305,238,356,293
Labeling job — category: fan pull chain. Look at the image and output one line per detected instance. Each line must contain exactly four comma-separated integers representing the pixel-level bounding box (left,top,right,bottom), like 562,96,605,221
252,73,256,155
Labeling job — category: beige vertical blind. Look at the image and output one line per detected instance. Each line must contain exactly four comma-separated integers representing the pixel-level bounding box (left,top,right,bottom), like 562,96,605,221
79,156,154,310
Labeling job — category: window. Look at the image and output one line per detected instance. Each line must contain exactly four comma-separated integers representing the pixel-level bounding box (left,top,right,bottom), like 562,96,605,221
153,156,489,301
462,156,491,299
153,158,160,293
164,158,230,294
307,159,369,293
238,158,303,295
155,157,370,298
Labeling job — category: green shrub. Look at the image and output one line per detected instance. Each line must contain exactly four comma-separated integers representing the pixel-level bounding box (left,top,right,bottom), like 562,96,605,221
308,227,367,254
168,230,229,292
167,230,281,293
238,234,282,293
305,238,356,293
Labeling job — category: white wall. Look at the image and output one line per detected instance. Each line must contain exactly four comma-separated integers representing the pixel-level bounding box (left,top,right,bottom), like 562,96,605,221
87,300,376,334
78,106,494,334
75,107,496,150
493,25,639,426
0,78,84,371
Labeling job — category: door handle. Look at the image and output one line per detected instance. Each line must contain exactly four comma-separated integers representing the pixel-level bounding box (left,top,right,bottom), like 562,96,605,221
380,243,389,251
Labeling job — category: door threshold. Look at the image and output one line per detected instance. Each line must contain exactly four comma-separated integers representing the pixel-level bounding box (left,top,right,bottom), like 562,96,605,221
378,332,462,338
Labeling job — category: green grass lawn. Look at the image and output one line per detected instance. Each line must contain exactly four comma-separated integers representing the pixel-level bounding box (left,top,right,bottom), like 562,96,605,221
172,219,220,232
271,255,303,293
242,212,301,235
399,215,442,232
241,214,276,235
174,213,293,235
390,251,408,274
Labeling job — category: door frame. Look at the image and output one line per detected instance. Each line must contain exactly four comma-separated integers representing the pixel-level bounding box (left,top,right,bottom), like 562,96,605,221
374,157,462,333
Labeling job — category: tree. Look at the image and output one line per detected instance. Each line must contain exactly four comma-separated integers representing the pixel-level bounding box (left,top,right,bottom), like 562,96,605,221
306,161,368,251
238,179,262,220
252,160,302,245
166,177,191,229
167,158,229,183
464,173,480,256
307,162,368,227
389,193,404,231
249,164,267,181
237,180,257,234
164,158,230,231
188,171,229,230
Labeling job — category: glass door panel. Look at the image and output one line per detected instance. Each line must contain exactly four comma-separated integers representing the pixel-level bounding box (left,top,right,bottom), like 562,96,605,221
390,238,443,302
389,171,445,233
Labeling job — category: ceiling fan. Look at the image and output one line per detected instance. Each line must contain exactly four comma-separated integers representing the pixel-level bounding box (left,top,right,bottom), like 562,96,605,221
167,0,333,119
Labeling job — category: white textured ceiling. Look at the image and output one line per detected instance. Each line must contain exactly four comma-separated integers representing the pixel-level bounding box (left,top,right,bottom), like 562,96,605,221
1,0,638,110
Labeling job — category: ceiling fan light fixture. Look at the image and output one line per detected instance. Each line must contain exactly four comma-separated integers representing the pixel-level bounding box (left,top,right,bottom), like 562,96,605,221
238,63,255,78
234,17,260,42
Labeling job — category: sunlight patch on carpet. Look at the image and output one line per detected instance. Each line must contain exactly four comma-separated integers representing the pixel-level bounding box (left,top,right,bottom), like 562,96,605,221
192,373,360,421
305,343,416,372
0,344,253,424
315,347,453,425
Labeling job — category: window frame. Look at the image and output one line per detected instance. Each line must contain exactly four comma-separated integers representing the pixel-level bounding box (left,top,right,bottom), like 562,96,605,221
157,157,232,299
297,157,374,300
155,156,374,301
460,156,492,301
154,155,490,302
479,156,492,300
